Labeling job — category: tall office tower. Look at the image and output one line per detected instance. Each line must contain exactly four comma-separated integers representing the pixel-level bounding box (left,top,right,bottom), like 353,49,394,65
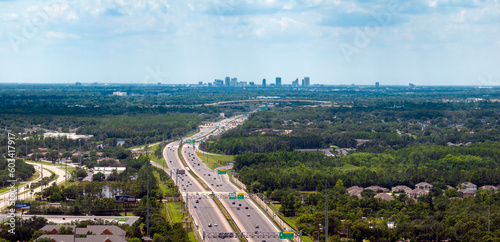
276,77,282,87
225,77,230,86
249,82,255,86
262,78,266,87
214,79,224,86
292,78,299,86
301,78,305,86
199,81,203,85
304,77,310,86
230,77,238,86
375,82,379,88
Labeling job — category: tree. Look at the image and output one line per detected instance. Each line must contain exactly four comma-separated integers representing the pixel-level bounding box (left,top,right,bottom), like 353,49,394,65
361,189,375,198
92,172,105,181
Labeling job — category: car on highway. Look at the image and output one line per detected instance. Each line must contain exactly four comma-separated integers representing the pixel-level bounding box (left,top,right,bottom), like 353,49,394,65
245,207,248,209
208,224,212,227
237,207,240,210
239,204,241,206
194,205,197,208
232,202,235,204
255,225,259,229
247,213,250,217
196,199,199,203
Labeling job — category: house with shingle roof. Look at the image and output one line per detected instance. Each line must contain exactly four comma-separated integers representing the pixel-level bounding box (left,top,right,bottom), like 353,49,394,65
415,182,433,192
40,225,76,235
461,182,477,191
407,188,428,199
75,226,125,238
75,235,126,242
365,185,389,193
347,186,363,198
392,185,412,193
479,185,498,192
458,189,475,198
374,193,395,201
38,235,75,242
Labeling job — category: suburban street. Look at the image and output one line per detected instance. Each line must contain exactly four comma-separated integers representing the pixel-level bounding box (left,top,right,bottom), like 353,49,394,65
0,162,70,211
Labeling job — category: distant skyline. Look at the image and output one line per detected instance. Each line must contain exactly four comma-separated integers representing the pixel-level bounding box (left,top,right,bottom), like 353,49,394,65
1,0,500,86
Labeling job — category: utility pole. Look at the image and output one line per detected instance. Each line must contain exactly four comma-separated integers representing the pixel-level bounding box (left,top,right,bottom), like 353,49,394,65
79,140,82,167
488,205,490,232
325,179,328,242
147,174,150,237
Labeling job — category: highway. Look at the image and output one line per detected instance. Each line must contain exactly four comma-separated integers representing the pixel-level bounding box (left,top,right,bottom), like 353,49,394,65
0,162,70,211
181,115,284,242
155,140,238,242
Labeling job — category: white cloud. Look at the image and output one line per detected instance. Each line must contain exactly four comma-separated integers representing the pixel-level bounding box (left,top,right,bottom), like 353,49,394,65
46,31,80,39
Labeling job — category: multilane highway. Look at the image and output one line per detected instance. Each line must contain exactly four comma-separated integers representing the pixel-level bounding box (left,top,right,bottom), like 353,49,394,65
181,115,284,242
153,140,236,242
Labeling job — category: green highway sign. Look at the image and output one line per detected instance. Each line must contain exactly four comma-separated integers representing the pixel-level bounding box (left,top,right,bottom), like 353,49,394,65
237,192,244,199
229,192,236,200
279,231,294,239
222,126,225,129
185,139,192,143
218,169,227,175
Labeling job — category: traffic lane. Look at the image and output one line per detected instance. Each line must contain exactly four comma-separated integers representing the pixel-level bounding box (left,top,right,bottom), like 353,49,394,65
184,147,282,239
224,198,282,242
182,147,281,242
190,196,237,241
162,143,237,240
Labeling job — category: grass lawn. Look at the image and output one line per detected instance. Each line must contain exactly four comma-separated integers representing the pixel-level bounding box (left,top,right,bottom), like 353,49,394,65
195,152,234,170
151,155,168,169
188,232,197,242
167,202,187,224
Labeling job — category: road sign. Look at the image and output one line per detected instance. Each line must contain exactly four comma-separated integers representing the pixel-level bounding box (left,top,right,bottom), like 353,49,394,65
218,169,227,175
229,192,236,199
222,126,225,129
15,203,30,210
279,231,294,239
185,139,192,143
115,196,136,204
197,153,202,157
237,192,244,199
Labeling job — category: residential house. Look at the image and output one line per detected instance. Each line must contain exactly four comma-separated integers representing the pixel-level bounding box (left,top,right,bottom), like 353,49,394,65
76,235,127,242
407,188,428,199
391,185,412,193
40,225,76,234
458,189,475,198
374,193,395,201
75,226,126,239
38,235,75,242
479,185,498,192
365,185,390,193
461,182,477,192
415,182,433,192
347,186,364,198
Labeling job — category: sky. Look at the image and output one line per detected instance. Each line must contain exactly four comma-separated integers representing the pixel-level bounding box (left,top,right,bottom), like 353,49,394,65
0,0,500,86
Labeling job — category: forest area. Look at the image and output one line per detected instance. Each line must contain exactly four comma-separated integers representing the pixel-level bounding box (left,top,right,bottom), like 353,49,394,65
198,92,500,241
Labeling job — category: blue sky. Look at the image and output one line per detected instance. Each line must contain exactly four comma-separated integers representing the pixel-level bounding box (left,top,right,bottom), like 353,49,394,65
0,0,499,86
